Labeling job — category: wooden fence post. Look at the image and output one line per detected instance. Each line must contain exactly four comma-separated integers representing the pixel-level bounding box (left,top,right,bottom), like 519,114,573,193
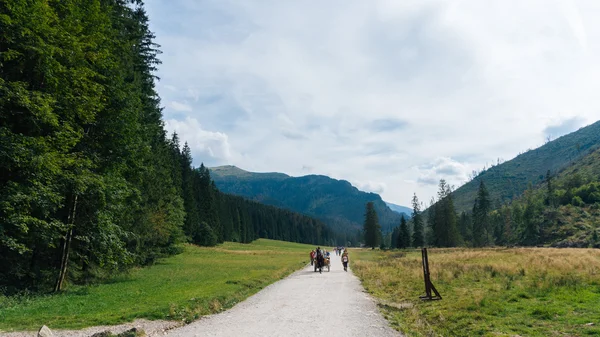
419,248,442,301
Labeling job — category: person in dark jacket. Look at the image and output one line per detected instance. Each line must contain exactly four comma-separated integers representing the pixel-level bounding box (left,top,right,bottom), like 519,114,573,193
341,250,349,272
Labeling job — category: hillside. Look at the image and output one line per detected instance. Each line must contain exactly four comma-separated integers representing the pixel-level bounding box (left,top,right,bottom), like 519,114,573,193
451,120,600,213
517,146,600,247
209,166,402,233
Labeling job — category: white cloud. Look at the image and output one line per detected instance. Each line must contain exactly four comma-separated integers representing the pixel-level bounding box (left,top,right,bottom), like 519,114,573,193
353,181,387,194
543,117,586,139
168,100,192,112
164,117,232,165
416,157,472,188
146,0,600,206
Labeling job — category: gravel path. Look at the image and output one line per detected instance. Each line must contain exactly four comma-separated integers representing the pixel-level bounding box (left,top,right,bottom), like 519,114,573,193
165,253,402,337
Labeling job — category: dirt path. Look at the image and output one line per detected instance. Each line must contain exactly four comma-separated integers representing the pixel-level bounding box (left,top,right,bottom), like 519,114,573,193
165,253,402,337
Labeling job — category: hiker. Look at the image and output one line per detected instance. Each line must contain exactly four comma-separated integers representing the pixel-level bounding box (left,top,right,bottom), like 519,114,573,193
341,250,349,272
310,250,316,266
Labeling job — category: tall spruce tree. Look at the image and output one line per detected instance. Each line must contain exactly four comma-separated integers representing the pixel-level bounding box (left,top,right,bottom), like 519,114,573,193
432,180,460,247
458,211,473,245
398,215,410,248
426,197,437,246
411,193,425,247
521,190,541,246
472,180,491,247
363,202,382,249
391,226,400,249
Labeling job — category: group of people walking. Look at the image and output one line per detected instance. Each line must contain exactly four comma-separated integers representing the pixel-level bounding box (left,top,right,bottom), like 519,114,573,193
309,247,349,272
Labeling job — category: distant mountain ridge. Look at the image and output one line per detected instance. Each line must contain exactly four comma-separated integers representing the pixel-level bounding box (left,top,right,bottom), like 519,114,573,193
449,120,600,213
385,202,412,217
209,166,403,233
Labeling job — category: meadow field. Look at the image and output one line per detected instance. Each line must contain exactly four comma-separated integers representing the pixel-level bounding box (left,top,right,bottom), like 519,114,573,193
0,239,313,331
352,247,600,337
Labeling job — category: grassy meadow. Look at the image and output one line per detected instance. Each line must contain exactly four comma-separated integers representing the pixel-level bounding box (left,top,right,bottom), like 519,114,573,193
0,239,313,332
352,247,600,337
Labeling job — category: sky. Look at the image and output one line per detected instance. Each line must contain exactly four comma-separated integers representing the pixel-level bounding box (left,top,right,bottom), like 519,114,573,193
145,0,600,206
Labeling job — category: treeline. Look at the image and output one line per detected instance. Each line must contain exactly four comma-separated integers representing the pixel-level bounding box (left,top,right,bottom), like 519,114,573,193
385,171,600,249
172,140,339,247
0,0,333,295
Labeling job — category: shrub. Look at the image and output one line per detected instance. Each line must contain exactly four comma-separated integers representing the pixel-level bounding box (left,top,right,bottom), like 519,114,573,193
589,192,600,204
571,196,585,207
197,222,218,246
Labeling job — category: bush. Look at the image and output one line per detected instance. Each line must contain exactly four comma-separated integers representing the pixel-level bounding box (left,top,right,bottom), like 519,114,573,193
571,196,585,207
198,222,218,247
589,192,600,204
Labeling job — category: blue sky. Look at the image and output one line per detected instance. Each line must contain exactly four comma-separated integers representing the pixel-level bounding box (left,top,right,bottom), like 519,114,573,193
145,0,600,206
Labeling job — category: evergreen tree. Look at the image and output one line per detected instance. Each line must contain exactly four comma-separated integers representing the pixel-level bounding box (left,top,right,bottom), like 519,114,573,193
411,193,425,247
521,190,541,246
391,227,400,249
431,180,460,247
502,205,514,245
363,202,382,249
472,180,491,247
426,197,437,246
491,210,505,246
458,211,473,246
545,170,556,207
398,215,410,248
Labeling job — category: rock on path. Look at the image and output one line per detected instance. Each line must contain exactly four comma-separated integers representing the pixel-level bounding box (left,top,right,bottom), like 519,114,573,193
165,253,402,337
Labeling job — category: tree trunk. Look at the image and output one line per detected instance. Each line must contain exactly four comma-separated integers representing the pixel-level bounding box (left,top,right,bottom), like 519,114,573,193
54,194,77,292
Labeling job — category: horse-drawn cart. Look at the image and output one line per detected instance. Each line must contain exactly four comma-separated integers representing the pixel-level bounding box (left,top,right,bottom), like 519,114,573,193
313,256,331,273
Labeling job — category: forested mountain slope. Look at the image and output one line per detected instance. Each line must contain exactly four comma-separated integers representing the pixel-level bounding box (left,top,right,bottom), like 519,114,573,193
451,120,600,213
210,166,403,233
490,145,600,248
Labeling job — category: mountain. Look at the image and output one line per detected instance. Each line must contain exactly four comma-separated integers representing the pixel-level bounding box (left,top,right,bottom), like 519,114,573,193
489,145,600,247
450,120,600,213
209,166,402,233
385,202,412,217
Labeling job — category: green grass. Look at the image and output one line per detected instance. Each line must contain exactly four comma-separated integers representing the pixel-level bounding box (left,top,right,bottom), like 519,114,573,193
0,239,314,332
351,247,600,337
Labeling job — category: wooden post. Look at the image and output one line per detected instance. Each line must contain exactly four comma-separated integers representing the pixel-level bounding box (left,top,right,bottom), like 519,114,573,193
419,248,442,301
54,194,77,292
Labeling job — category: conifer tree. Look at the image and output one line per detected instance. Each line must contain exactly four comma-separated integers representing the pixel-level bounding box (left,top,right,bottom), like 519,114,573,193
458,211,473,245
432,180,460,247
391,227,400,249
398,215,410,248
363,202,382,249
521,190,541,246
472,180,491,247
411,193,425,247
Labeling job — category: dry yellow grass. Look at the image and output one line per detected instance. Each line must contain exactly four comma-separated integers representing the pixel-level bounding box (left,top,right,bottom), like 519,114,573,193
352,248,600,337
